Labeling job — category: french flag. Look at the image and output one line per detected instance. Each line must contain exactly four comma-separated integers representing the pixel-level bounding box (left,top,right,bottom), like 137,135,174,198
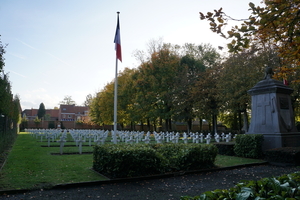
114,13,122,62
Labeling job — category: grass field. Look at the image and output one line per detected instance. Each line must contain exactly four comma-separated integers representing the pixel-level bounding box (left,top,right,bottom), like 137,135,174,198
0,132,265,190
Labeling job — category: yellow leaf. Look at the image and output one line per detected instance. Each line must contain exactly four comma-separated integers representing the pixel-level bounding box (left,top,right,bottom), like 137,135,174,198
217,17,224,23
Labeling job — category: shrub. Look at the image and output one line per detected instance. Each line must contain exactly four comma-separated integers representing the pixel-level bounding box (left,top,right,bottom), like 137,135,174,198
265,147,300,165
181,171,300,200
93,144,167,178
214,143,235,156
93,143,218,178
48,121,55,129
178,144,218,171
149,143,183,171
234,134,264,158
150,143,218,171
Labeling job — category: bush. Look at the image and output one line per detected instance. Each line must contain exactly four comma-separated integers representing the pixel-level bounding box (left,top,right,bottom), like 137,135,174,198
178,144,218,171
214,143,235,156
93,143,218,178
152,143,218,171
181,171,300,200
149,143,183,171
234,134,264,158
0,116,18,154
265,147,300,166
48,121,55,129
93,144,167,178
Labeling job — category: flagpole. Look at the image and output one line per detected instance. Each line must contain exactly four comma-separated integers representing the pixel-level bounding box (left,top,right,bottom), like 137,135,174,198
113,54,118,144
113,11,120,144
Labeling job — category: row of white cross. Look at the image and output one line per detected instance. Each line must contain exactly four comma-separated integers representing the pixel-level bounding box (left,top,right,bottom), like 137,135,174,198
25,129,236,154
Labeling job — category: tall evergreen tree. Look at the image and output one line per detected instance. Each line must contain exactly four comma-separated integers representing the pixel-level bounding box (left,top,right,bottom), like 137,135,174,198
37,103,46,119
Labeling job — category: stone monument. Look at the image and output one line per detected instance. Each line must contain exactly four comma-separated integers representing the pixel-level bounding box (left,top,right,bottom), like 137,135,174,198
247,67,300,151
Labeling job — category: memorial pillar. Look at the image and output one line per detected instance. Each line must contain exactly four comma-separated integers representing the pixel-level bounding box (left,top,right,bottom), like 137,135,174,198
247,67,300,150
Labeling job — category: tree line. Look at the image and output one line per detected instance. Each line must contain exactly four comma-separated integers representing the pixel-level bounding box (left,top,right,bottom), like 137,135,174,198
89,1,300,132
0,36,21,154
89,42,299,132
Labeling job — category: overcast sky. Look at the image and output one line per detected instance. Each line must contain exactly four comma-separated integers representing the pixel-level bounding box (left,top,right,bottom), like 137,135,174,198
0,0,262,110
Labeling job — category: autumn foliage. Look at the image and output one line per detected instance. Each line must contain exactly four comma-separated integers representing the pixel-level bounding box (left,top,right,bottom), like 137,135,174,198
200,0,300,81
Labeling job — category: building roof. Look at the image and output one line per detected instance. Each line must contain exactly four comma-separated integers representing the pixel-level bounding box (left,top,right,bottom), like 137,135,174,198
22,108,60,118
59,104,88,115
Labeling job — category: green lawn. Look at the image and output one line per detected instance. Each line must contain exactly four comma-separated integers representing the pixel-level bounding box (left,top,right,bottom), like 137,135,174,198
215,154,265,167
0,132,265,191
0,132,106,190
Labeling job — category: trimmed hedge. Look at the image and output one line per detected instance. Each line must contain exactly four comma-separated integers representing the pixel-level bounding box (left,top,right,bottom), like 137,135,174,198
214,143,235,156
93,143,218,178
93,144,166,178
265,147,300,166
234,134,264,158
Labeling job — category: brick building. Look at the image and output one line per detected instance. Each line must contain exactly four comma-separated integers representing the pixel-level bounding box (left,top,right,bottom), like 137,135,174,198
59,104,89,122
22,104,91,129
22,108,59,121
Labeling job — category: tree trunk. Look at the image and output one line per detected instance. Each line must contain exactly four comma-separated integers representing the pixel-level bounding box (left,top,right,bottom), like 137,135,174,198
232,111,238,130
199,117,203,131
159,118,163,132
187,118,192,133
208,120,211,132
238,111,242,132
212,113,217,134
147,119,150,131
165,119,169,132
242,110,249,133
140,120,144,131
130,121,133,131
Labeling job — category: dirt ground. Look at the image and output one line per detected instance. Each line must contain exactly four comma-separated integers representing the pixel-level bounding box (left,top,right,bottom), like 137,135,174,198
1,164,299,200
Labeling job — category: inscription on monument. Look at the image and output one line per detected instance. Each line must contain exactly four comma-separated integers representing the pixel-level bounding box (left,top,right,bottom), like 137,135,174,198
257,96,270,125
279,97,289,109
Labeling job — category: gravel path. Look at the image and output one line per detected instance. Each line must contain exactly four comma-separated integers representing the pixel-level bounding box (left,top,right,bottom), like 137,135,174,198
1,164,299,200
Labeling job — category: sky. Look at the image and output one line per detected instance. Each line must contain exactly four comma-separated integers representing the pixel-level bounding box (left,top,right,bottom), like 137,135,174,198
0,0,262,110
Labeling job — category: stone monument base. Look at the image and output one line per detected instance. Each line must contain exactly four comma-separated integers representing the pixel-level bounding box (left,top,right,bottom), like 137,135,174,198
255,132,300,151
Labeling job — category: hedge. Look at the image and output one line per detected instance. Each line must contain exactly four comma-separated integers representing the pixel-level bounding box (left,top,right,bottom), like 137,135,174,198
234,134,264,158
93,143,218,178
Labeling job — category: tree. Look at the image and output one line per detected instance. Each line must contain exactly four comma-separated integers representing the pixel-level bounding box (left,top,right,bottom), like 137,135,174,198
192,64,222,133
0,37,12,118
130,63,159,130
20,115,28,130
0,36,20,154
199,1,300,79
137,43,181,131
83,94,93,107
0,35,7,73
217,46,279,131
59,95,76,105
33,116,41,127
89,82,115,125
90,68,141,129
173,43,220,132
117,68,141,130
12,94,21,125
0,73,12,117
37,103,46,119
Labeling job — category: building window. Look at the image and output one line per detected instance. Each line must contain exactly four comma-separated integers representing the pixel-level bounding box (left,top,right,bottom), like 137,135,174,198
68,115,71,118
